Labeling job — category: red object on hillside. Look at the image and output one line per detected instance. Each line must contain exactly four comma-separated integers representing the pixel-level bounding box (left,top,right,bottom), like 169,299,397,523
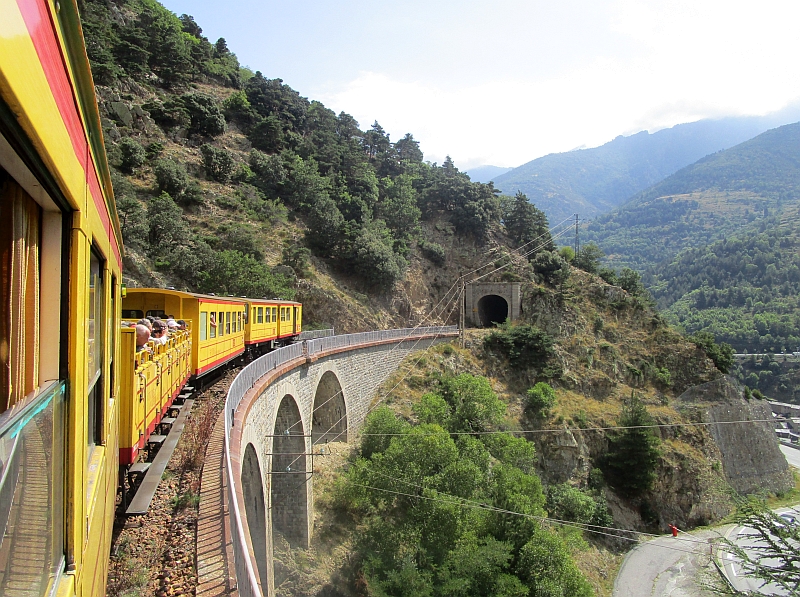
669,524,678,537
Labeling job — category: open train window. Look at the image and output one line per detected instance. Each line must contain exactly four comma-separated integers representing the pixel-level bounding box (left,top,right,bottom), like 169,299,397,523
146,310,166,318
122,309,143,319
200,312,208,341
209,312,217,338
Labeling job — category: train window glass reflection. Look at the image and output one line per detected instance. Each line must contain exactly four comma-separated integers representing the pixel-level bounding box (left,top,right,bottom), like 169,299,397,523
258,307,263,323
200,312,207,341
237,312,242,332
225,311,230,335
88,249,104,450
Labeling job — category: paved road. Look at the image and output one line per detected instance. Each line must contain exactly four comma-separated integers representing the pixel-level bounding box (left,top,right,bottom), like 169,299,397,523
779,444,800,469
613,530,719,597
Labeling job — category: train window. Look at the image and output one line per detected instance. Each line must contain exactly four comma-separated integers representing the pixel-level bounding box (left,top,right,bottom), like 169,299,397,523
218,312,224,336
87,250,104,450
226,312,231,335
273,307,277,322
0,181,43,410
209,312,217,338
146,310,166,318
258,307,264,323
237,312,242,331
200,312,208,341
122,309,143,319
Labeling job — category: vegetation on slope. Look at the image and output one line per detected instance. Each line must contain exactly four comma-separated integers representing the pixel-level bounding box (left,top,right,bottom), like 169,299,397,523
582,122,800,355
81,0,531,315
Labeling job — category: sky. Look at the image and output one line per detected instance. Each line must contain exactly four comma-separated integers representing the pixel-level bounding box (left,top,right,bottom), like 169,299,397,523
160,0,800,170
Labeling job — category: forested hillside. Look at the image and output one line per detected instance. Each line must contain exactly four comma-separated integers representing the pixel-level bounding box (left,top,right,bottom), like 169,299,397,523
493,112,800,225
583,122,800,354
80,0,548,329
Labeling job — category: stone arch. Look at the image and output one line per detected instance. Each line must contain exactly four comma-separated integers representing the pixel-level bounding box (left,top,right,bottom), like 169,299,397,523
241,443,268,591
270,394,309,549
312,370,347,444
477,294,509,327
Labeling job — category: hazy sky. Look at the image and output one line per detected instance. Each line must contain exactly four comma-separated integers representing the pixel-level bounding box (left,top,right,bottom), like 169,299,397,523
160,0,800,170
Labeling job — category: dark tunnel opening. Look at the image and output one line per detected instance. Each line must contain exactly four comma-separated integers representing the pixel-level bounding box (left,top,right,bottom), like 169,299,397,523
477,294,509,327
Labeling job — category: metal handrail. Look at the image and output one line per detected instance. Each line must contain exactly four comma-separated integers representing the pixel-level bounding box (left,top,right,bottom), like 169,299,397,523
223,325,458,597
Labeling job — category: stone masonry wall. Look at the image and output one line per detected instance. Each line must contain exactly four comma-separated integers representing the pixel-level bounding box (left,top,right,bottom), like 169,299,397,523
236,336,447,597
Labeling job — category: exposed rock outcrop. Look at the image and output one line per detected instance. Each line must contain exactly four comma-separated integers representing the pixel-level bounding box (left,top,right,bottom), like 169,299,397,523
677,375,793,496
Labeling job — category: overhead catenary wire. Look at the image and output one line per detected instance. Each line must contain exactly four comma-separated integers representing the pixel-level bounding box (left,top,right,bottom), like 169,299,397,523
283,218,574,442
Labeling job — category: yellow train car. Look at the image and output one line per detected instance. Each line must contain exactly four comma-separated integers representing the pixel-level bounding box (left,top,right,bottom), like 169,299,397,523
123,288,249,377
0,0,122,595
246,298,303,348
118,326,191,465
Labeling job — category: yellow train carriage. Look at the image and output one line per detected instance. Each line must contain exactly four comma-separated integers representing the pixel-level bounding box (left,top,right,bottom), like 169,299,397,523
118,326,191,465
0,1,122,596
123,288,248,377
245,299,302,347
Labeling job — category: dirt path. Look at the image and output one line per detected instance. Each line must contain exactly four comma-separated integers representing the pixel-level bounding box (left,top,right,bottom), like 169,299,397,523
107,371,237,597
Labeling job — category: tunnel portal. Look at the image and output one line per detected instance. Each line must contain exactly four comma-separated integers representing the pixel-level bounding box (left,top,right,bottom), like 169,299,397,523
477,294,509,327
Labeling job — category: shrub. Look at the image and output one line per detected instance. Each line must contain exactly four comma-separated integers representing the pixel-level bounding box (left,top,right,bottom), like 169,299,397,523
419,239,446,265
360,406,409,459
181,93,226,137
484,323,561,377
349,222,407,289
690,331,734,374
525,382,556,416
413,393,451,427
145,141,164,159
546,484,596,524
532,250,570,286
439,374,505,433
200,144,235,183
118,137,146,173
281,242,312,278
153,159,189,197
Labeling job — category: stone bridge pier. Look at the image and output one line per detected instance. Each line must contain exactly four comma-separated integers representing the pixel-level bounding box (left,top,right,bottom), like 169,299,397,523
226,329,457,597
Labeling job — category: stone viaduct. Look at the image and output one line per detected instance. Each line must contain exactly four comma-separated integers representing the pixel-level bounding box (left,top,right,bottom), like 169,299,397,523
224,327,458,597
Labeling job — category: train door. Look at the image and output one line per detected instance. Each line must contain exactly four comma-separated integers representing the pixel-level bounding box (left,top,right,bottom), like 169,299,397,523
293,306,299,334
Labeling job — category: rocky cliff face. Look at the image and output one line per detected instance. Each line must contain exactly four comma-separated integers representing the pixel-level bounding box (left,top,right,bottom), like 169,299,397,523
677,376,793,496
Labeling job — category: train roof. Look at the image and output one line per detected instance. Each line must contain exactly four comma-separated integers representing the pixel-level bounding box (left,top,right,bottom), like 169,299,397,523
125,287,301,305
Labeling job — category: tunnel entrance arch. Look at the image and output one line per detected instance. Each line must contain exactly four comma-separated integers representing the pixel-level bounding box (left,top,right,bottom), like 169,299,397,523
465,283,520,328
270,394,309,550
477,294,509,327
241,443,268,591
312,371,347,444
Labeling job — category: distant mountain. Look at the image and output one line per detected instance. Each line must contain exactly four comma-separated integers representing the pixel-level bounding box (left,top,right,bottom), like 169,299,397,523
465,165,514,183
585,121,800,272
493,106,800,224
584,121,800,353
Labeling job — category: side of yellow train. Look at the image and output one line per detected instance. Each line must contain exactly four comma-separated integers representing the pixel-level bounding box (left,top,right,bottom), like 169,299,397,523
119,289,302,466
0,0,122,595
0,2,305,595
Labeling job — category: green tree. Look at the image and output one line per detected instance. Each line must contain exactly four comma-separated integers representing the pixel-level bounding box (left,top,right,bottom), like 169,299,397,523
439,374,506,433
147,192,191,263
690,332,735,374
118,137,146,174
602,394,661,498
525,382,556,417
153,159,189,198
502,192,552,255
414,393,451,428
200,144,235,183
516,528,593,597
573,242,604,274
360,406,410,459
349,221,407,290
